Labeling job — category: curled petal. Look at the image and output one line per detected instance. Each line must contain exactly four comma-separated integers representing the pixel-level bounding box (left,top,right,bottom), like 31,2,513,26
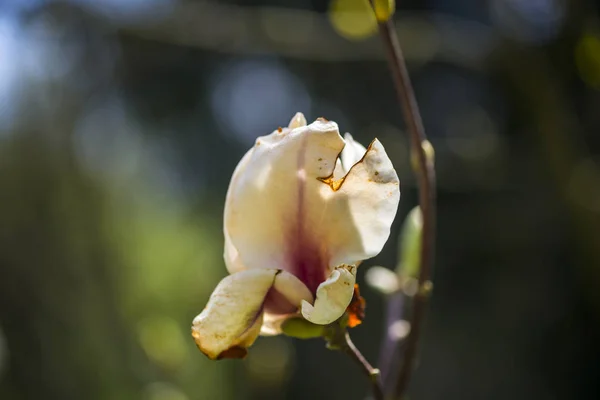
192,269,275,359
340,133,367,173
192,269,311,359
192,269,313,358
332,133,367,180
288,112,307,129
301,265,357,325
261,271,314,335
270,271,314,312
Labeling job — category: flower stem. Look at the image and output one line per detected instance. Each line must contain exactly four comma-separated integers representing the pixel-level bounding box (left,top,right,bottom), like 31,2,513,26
370,5,437,399
342,332,384,400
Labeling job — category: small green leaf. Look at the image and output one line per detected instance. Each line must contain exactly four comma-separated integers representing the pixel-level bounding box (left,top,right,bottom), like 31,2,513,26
397,206,423,279
281,317,325,339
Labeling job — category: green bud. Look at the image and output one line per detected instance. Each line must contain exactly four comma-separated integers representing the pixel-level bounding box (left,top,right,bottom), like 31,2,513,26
410,140,436,173
396,206,423,279
281,317,325,339
422,139,435,167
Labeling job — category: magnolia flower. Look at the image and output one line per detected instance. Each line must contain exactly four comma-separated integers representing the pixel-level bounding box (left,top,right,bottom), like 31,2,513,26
192,113,400,360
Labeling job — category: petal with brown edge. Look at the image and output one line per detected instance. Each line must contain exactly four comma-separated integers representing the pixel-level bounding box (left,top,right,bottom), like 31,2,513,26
191,269,312,359
223,118,399,294
223,118,346,293
322,138,401,268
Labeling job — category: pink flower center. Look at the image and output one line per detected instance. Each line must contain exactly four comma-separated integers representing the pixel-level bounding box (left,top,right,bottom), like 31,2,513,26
288,238,327,295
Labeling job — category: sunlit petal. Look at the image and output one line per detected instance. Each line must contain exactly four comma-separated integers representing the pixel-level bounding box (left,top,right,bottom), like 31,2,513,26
223,148,253,273
301,265,357,325
323,138,400,267
288,112,307,129
224,118,345,292
192,269,276,359
332,133,367,180
340,133,367,172
224,117,400,293
260,313,290,336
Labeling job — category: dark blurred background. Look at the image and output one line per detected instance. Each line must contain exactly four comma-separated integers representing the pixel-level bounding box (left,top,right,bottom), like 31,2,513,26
1,0,599,399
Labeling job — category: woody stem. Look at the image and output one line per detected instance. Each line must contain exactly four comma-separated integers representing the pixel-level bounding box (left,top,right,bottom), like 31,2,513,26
369,3,437,399
342,332,385,400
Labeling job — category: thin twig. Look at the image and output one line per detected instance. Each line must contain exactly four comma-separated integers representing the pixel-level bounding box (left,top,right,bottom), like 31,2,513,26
343,332,385,400
371,7,437,400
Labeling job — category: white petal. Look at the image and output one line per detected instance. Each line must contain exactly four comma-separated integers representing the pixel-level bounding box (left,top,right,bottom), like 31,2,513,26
260,313,290,336
271,270,314,309
259,271,314,335
224,115,400,294
192,269,313,357
301,265,356,325
223,148,254,273
224,117,345,292
324,138,401,266
340,133,368,172
332,133,367,180
288,112,307,129
192,269,276,359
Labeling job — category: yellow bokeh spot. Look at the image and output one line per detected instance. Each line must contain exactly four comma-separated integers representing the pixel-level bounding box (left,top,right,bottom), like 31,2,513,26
373,0,396,22
329,0,378,40
576,33,600,88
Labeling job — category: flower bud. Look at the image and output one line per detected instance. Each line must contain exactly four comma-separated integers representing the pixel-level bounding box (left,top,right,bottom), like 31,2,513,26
396,206,422,279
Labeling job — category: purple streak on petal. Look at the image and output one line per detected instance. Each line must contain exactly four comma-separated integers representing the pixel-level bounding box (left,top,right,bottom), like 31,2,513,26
285,134,327,294
263,287,296,315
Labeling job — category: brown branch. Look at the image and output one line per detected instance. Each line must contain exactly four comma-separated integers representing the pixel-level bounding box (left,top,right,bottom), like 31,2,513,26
371,6,437,400
342,332,385,400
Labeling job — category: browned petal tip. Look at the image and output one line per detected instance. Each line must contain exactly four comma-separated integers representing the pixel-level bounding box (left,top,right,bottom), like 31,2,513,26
316,117,329,122
191,329,248,360
318,175,345,191
217,346,248,360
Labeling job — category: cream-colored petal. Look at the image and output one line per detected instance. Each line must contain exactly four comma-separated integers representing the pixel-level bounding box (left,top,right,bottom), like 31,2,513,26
340,133,367,172
272,270,314,308
333,133,367,180
260,313,291,336
301,265,356,325
223,148,254,273
324,139,401,267
224,117,345,292
259,272,313,335
223,237,245,274
192,269,277,360
288,112,307,129
224,115,399,294
332,158,345,180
